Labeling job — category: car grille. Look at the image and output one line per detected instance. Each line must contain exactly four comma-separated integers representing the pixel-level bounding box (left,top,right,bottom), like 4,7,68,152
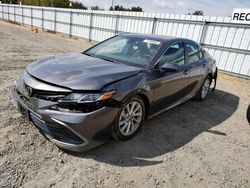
30,112,84,145
33,91,67,102
14,89,85,145
17,91,35,111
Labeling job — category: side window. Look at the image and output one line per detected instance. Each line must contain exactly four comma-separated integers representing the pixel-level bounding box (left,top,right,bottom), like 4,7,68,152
158,43,185,67
186,43,201,64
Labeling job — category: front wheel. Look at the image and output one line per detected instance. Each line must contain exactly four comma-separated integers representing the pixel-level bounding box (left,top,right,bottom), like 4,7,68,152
194,76,211,101
111,96,145,141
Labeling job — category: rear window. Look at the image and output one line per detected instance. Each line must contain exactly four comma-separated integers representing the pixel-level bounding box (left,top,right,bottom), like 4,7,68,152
186,42,202,64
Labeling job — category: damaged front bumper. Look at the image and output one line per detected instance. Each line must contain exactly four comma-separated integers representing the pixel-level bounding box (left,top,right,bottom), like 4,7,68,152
12,89,120,152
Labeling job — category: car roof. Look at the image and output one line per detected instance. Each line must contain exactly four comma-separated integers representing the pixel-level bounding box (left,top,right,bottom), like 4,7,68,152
119,33,197,44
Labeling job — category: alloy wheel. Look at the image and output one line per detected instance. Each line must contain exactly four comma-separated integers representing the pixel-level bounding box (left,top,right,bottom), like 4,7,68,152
118,101,143,136
201,78,210,99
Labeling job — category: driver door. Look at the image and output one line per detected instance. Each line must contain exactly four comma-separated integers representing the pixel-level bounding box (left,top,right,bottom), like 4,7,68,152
149,42,190,114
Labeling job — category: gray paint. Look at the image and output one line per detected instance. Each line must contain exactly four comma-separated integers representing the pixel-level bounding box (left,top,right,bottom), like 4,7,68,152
12,35,217,151
26,53,142,90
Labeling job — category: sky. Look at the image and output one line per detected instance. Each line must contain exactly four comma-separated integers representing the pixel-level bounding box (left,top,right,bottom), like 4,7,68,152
78,0,250,16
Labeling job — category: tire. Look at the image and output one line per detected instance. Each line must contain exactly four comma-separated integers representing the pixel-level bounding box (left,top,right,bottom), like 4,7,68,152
247,104,250,124
111,95,145,141
194,76,211,101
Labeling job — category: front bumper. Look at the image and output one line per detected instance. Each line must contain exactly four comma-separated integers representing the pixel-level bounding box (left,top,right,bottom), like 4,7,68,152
12,89,120,152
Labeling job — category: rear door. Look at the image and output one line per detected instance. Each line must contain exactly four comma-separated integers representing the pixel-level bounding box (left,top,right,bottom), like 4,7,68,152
184,42,205,94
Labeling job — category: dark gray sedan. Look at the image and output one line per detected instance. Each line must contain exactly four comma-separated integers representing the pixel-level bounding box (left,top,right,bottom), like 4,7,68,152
12,34,217,151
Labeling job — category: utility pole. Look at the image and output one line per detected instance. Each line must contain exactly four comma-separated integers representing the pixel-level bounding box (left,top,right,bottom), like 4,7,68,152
112,0,116,9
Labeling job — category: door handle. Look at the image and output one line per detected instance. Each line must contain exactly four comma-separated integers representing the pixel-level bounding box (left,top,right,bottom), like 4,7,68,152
183,69,189,75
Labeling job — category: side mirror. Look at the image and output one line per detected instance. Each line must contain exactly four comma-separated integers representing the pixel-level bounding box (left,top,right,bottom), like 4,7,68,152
159,62,178,72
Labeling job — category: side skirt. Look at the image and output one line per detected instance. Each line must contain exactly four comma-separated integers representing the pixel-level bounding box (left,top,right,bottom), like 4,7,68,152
147,94,194,120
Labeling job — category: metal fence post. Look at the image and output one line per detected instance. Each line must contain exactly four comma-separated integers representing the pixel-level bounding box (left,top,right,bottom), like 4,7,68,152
151,17,157,34
1,4,3,20
1,5,3,20
88,13,93,42
54,9,57,32
14,5,16,22
69,11,73,37
199,20,207,44
21,6,24,25
31,7,33,29
7,5,9,21
115,14,120,35
41,8,44,30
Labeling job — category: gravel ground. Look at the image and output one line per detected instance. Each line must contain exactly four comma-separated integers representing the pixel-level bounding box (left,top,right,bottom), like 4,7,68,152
0,20,250,188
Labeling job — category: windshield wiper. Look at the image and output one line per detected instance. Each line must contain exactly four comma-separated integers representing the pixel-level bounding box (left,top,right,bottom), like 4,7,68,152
82,52,93,57
96,56,115,63
83,52,116,63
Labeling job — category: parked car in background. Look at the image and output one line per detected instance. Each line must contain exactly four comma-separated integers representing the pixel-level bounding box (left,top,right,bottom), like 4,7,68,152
12,34,217,151
247,105,250,124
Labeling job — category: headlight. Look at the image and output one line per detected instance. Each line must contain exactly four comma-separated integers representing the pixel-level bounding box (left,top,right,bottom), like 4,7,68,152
60,91,116,103
54,90,119,113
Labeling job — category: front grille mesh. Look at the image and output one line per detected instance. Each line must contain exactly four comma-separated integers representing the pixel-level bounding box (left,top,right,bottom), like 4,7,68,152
15,89,85,145
17,91,35,111
30,113,84,145
34,91,67,102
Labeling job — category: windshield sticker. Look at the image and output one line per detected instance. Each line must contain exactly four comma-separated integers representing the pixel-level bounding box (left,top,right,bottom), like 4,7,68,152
143,39,161,45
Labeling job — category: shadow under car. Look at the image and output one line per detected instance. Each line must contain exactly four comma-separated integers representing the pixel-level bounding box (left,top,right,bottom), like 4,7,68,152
64,89,239,167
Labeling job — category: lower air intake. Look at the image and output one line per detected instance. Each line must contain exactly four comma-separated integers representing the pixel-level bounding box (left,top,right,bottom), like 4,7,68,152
30,113,84,145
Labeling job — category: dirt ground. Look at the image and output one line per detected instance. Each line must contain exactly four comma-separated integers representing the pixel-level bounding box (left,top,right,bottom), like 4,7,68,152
0,20,250,188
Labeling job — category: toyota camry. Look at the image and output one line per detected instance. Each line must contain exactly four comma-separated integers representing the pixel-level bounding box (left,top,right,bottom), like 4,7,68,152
12,34,217,151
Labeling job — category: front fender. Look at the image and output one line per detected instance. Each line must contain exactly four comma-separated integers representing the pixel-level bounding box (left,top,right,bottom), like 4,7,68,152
102,72,153,104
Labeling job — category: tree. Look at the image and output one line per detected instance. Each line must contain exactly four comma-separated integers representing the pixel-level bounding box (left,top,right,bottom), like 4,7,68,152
2,0,18,4
131,6,143,12
5,0,88,9
109,5,143,12
111,5,128,11
51,0,69,8
91,5,104,10
192,10,203,15
71,1,87,9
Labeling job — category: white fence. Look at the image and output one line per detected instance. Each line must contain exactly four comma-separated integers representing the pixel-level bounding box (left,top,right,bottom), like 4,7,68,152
0,4,250,78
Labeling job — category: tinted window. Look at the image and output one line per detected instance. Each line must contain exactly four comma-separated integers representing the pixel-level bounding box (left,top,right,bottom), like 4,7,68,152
186,43,202,64
158,43,185,67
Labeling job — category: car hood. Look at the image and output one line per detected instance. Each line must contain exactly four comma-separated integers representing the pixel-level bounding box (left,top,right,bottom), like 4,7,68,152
26,53,142,90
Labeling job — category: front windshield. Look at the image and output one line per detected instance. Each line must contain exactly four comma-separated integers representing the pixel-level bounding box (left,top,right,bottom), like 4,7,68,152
84,36,162,67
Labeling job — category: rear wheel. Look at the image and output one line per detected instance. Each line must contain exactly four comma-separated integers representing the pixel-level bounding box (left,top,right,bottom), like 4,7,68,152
194,76,211,101
111,96,145,140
